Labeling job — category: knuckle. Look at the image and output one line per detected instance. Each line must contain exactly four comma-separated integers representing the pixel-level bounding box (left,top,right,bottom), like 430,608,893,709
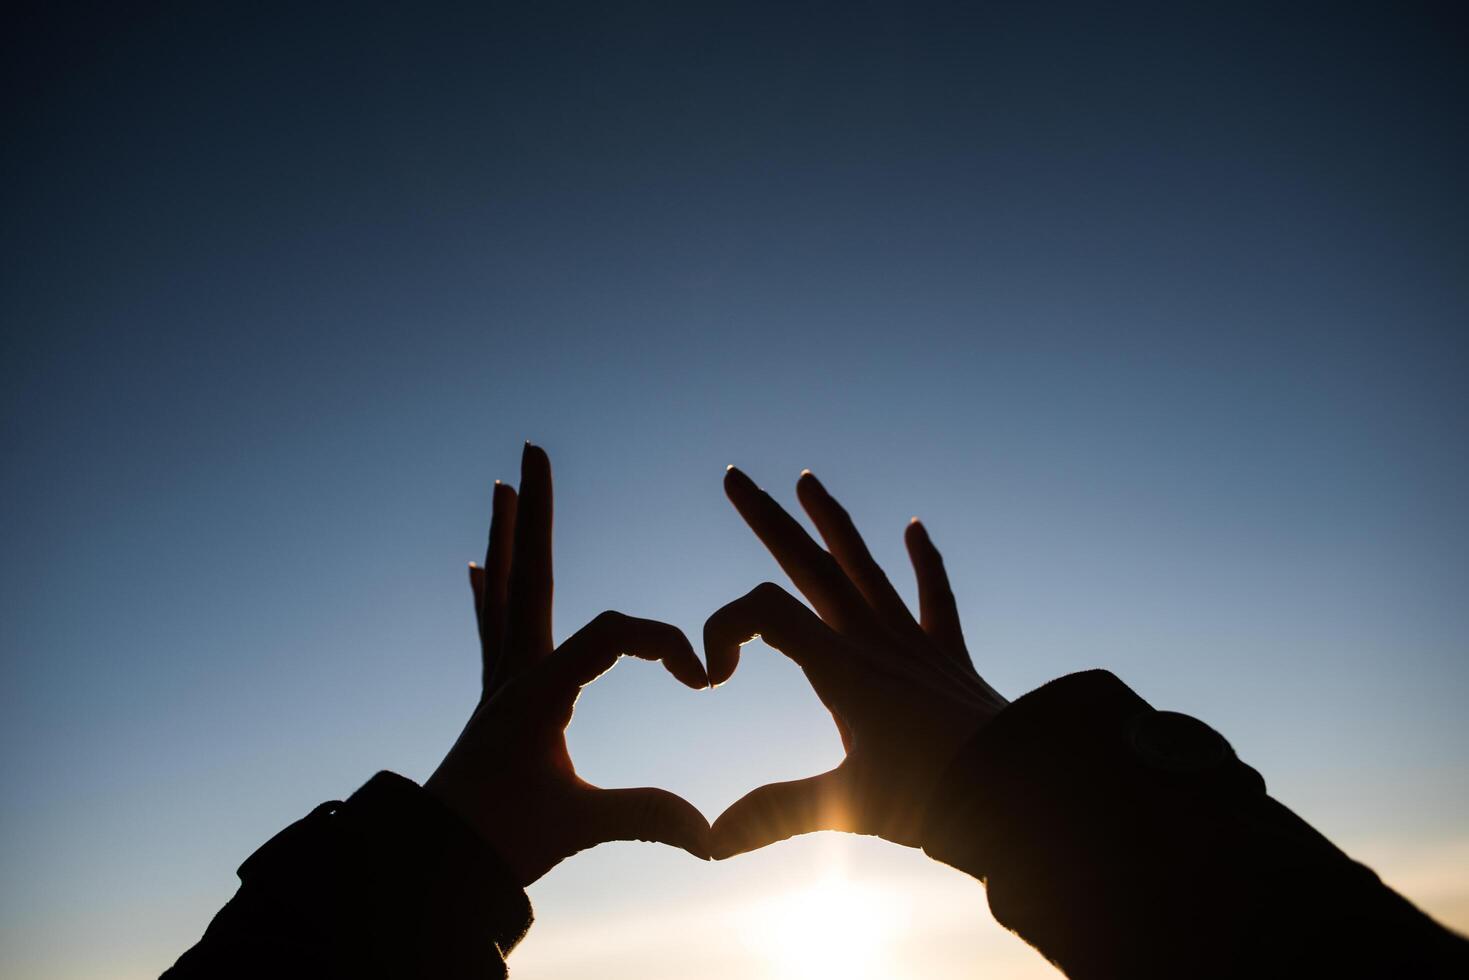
593,609,628,630
752,581,785,603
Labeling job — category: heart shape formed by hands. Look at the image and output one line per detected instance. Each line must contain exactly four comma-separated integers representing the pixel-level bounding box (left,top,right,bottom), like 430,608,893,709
426,446,1009,888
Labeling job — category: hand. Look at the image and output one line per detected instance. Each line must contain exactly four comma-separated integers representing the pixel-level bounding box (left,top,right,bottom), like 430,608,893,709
706,467,1009,858
425,444,712,886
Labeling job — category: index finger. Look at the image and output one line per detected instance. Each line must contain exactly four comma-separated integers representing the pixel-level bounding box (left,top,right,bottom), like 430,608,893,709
553,611,709,691
702,582,844,687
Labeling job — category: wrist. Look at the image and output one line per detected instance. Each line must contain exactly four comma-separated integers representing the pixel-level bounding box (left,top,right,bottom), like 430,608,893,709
425,756,526,881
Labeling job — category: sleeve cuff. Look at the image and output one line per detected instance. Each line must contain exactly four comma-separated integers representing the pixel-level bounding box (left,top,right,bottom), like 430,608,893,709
337,771,535,958
238,771,534,972
920,669,1261,880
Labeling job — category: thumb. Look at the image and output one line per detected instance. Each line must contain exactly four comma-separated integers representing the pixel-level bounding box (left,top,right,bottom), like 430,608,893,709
710,769,848,860
587,786,712,861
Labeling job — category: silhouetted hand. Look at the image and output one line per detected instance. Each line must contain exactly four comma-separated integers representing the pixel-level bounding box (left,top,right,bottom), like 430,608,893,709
706,467,1009,858
425,444,711,886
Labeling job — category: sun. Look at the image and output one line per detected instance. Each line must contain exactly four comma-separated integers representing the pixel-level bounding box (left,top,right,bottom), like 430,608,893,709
739,872,909,979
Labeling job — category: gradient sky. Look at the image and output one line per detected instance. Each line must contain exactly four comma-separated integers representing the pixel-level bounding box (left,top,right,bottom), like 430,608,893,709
3,3,1467,977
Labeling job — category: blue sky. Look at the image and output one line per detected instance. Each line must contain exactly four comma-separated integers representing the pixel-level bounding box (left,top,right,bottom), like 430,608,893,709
3,3,1466,976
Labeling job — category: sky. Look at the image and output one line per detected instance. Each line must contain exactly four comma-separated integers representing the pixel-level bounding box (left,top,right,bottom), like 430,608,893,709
2,2,1467,977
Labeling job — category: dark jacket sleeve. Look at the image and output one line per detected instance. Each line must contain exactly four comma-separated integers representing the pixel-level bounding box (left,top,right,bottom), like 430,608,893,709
921,670,1469,980
162,771,533,979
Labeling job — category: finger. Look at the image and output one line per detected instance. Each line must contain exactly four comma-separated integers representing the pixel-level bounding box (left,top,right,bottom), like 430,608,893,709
468,561,488,687
702,582,845,687
724,466,873,631
710,769,848,859
505,443,554,668
553,610,709,690
586,786,712,860
904,519,972,670
481,480,518,689
796,470,921,634
468,562,485,615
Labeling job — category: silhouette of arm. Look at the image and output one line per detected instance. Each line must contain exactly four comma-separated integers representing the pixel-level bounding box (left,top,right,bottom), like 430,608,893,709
161,773,533,978
708,467,1469,979
164,445,710,978
921,669,1469,978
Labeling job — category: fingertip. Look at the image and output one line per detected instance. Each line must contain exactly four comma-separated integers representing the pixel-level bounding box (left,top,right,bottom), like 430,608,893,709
905,518,929,545
709,841,742,861
678,660,711,690
794,469,821,501
702,643,715,688
705,639,740,687
708,824,735,860
671,628,710,690
521,441,550,471
670,799,714,861
518,444,552,502
694,822,715,861
670,817,713,861
708,820,754,861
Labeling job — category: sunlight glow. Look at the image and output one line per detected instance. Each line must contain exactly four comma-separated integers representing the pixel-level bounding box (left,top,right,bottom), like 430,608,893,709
738,873,910,979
